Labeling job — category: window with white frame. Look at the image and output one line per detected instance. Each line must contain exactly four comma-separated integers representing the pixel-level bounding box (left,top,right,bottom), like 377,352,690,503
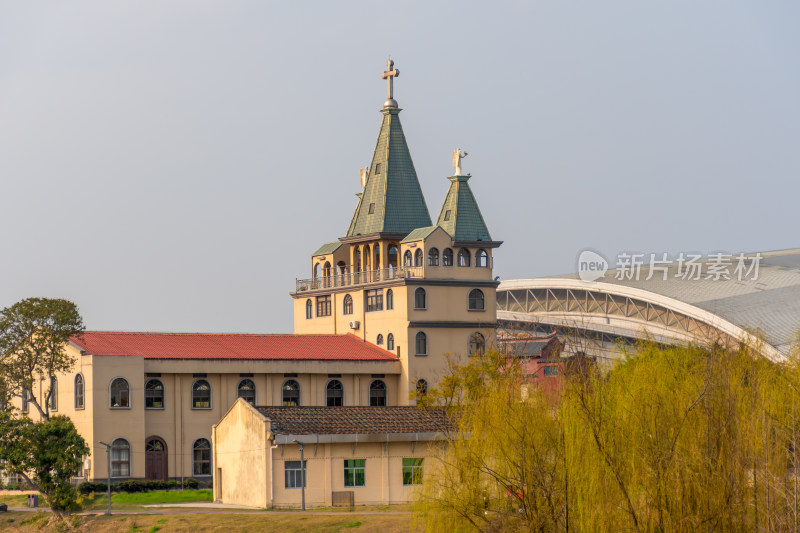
285,460,307,489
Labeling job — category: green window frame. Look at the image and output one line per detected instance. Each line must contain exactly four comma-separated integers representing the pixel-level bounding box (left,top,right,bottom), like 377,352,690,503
543,365,558,377
402,458,423,485
344,459,366,487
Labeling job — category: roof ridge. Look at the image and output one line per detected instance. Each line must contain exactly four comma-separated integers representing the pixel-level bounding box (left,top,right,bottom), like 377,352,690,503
82,331,357,337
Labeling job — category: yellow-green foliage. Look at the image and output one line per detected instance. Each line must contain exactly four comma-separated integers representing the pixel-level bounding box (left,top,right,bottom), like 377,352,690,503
417,343,800,532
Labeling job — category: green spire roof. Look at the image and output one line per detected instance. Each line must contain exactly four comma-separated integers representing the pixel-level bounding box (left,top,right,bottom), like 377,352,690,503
346,108,432,237
436,175,493,242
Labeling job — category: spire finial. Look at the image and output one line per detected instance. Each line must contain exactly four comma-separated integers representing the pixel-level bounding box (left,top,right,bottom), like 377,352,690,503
381,59,400,108
453,148,468,176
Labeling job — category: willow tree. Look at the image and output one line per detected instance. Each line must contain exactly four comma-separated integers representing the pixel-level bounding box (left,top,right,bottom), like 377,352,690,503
416,351,568,532
417,341,800,532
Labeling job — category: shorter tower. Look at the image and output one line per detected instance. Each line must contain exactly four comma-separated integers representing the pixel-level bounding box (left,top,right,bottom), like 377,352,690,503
292,61,501,404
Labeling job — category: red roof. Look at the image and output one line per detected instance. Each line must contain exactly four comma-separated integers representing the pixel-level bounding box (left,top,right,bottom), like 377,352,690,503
70,332,397,362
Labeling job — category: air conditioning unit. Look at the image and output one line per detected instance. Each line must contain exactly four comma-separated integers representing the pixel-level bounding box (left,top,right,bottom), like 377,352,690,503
349,321,360,330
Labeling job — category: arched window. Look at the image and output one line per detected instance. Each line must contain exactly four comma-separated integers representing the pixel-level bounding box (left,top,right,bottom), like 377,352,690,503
111,438,131,477
74,374,85,410
476,249,489,267
193,438,211,476
237,379,256,405
415,332,428,356
428,248,439,266
354,246,362,271
48,377,57,411
403,250,413,267
110,377,130,408
386,289,394,310
145,379,165,409
192,379,211,409
369,380,387,407
388,245,398,268
305,299,313,319
313,262,321,279
363,244,371,270
416,379,428,396
457,248,471,267
282,380,300,406
323,261,332,286
414,287,427,310
374,245,381,268
414,249,423,267
443,248,454,266
343,294,353,315
468,289,485,311
469,332,486,356
326,379,343,407
377,334,384,345
387,333,395,351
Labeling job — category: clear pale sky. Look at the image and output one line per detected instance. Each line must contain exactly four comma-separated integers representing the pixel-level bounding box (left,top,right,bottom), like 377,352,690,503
1,2,798,333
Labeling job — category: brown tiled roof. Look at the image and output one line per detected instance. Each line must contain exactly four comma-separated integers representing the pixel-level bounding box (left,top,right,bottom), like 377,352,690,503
70,332,397,361
255,406,447,435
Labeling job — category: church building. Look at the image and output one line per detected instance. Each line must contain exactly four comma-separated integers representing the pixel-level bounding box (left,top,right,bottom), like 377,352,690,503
5,61,500,506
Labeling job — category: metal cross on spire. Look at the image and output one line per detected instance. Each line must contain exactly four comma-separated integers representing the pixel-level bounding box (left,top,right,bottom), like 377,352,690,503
381,59,399,108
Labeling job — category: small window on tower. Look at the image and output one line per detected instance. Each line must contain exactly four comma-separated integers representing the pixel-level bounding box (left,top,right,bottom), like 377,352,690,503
443,210,451,221
375,163,382,174
368,203,375,214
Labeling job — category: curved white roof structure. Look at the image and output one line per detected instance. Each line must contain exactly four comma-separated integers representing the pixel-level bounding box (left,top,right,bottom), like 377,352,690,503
498,249,800,362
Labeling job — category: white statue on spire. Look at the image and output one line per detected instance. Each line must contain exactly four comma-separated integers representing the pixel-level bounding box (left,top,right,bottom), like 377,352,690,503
452,148,468,176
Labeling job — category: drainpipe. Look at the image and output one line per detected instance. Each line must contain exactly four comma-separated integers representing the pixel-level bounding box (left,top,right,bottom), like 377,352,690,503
269,437,278,507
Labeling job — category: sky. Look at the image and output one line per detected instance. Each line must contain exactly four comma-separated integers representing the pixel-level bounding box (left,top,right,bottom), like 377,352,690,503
1,2,798,333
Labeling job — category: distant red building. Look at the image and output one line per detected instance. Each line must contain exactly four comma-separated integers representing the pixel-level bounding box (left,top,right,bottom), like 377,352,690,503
498,333,594,398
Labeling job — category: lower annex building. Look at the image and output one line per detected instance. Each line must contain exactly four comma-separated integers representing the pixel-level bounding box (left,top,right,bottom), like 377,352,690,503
4,61,498,507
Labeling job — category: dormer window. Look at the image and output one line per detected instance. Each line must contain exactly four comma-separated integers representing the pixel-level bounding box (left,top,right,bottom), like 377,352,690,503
368,203,375,214
443,210,451,221
375,163,382,174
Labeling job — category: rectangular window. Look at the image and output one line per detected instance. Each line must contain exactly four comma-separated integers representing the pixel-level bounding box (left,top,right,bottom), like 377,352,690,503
285,460,307,489
364,290,383,312
543,365,558,377
443,209,451,221
368,203,375,214
21,389,29,413
402,458,423,485
375,163,381,174
344,459,366,487
316,295,331,317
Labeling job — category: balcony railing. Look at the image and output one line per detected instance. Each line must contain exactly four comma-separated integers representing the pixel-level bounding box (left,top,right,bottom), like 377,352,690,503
296,267,423,292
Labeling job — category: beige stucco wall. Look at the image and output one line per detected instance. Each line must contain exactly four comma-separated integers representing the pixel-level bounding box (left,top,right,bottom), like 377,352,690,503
213,401,441,509
212,399,269,508
18,348,402,482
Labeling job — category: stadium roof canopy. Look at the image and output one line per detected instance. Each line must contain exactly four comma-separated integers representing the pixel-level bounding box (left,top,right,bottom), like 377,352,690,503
498,249,800,362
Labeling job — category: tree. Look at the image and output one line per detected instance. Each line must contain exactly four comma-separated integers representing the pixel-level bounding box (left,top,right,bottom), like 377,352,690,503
417,341,800,532
0,412,88,517
0,297,87,518
0,297,84,420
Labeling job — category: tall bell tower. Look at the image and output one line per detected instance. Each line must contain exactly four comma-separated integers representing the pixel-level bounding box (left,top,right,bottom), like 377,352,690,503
291,61,502,404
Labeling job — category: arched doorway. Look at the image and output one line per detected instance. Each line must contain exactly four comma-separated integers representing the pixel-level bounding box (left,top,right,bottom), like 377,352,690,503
145,436,168,481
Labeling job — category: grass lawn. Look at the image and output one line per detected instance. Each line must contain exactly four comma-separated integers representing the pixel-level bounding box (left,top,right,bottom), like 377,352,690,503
0,511,419,532
1,489,213,511
110,489,212,506
0,495,30,507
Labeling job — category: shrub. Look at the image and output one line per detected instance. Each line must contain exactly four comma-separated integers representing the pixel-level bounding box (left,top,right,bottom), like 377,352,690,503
115,480,146,493
78,481,107,495
183,478,199,490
